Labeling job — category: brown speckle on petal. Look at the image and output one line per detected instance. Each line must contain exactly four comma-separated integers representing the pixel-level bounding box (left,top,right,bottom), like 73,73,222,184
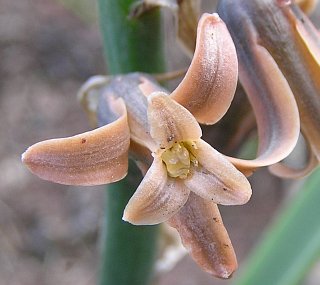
168,193,237,279
22,97,130,186
147,92,202,149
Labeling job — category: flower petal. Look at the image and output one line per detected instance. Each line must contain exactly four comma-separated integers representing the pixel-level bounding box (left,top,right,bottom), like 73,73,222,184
268,153,318,179
226,45,300,175
218,0,319,173
147,92,202,148
289,6,320,161
269,138,318,178
138,75,167,96
176,0,201,56
295,0,318,14
98,74,160,152
187,140,251,205
168,193,237,279
123,157,190,225
170,13,238,125
78,75,110,127
22,97,130,186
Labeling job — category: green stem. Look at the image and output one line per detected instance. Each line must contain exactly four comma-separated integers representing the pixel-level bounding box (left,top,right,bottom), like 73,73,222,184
97,1,166,284
100,163,159,285
98,0,165,74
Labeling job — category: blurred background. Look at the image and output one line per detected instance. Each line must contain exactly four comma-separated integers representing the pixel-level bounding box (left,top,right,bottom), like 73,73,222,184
0,0,319,284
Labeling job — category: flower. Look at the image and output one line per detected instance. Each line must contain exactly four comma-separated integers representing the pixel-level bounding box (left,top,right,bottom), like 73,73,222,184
218,0,320,178
124,92,253,279
22,86,251,278
22,13,253,278
123,92,251,226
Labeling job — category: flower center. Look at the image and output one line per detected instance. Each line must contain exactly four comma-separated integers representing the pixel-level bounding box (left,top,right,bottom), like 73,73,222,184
161,141,198,179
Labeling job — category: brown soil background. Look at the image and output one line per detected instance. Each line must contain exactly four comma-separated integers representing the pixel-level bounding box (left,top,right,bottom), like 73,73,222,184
0,0,319,284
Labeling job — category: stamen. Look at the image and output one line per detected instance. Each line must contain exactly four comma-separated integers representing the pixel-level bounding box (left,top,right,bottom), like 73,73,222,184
161,141,198,179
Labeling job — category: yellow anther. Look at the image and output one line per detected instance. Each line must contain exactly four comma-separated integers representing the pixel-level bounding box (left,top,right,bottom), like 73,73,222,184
161,141,198,179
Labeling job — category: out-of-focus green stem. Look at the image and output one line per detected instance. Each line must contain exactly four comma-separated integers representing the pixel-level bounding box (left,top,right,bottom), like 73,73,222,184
97,0,165,285
98,0,165,74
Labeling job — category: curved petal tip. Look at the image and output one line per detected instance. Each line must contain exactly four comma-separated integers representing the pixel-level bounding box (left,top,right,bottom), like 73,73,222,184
171,12,238,125
147,92,202,148
22,97,130,186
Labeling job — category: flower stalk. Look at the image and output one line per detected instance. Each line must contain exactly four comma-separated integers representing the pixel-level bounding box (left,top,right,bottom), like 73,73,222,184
97,0,165,284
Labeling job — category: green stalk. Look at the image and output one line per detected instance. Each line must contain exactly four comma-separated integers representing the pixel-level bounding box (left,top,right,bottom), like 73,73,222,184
97,1,165,284
98,0,165,74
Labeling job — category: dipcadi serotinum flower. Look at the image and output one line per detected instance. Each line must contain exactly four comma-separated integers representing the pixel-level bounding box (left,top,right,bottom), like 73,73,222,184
22,13,252,278
123,92,252,225
21,8,307,277
218,0,320,178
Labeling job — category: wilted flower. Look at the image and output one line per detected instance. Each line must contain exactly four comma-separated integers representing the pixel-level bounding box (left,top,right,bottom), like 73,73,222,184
123,92,251,225
22,13,253,278
218,0,320,177
22,4,314,277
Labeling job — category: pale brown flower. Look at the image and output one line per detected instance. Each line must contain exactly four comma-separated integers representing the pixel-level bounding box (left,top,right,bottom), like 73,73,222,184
22,13,252,278
218,0,320,178
122,92,251,226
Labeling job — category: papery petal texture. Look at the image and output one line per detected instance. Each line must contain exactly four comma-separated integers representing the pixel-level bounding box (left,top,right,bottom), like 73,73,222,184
188,140,252,205
269,152,318,178
22,97,130,186
77,75,109,127
218,0,302,175
228,46,300,174
269,137,319,178
98,73,163,152
147,92,202,148
123,158,190,225
168,193,237,279
171,13,238,125
287,5,320,161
